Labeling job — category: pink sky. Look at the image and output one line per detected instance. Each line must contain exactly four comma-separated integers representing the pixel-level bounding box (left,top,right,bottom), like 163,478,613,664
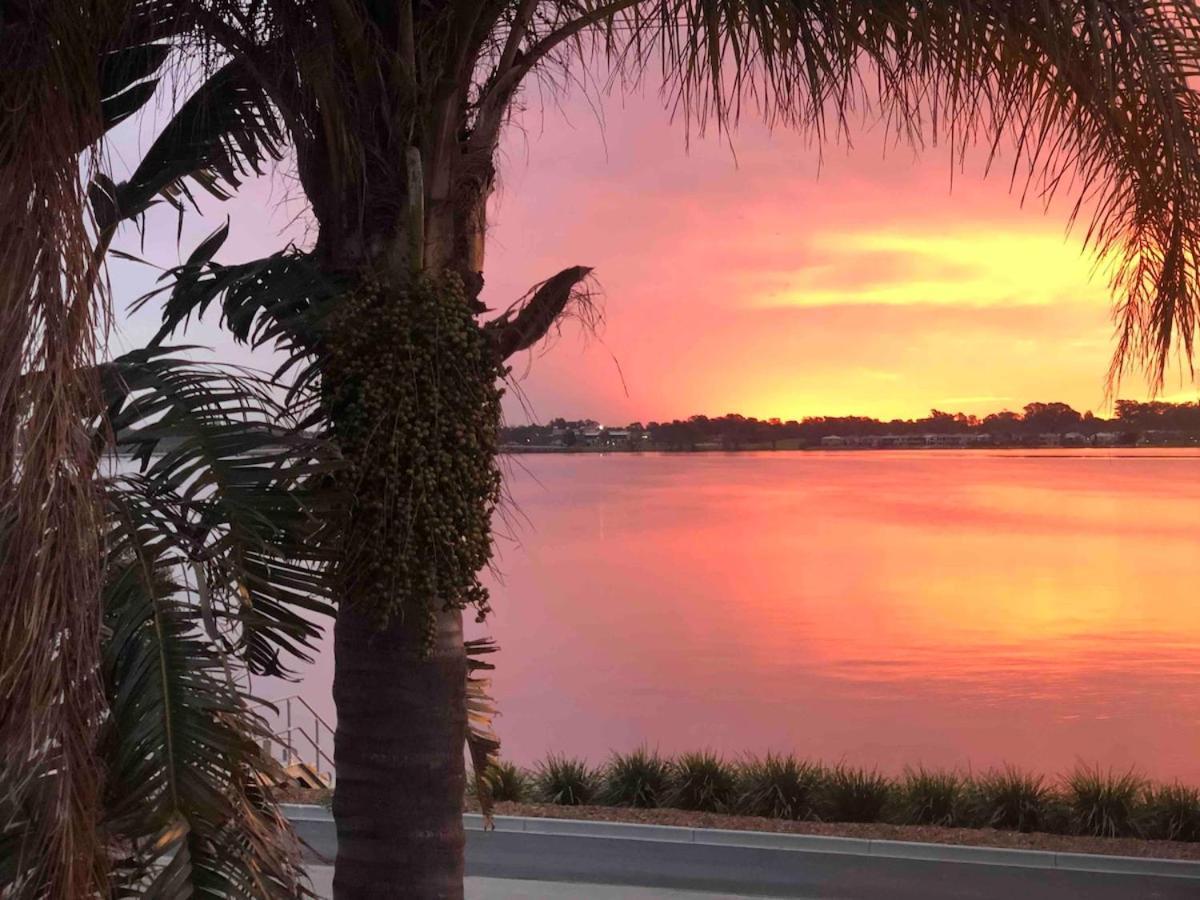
110,81,1196,424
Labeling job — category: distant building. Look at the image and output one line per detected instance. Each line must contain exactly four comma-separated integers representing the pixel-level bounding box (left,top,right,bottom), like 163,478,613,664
604,429,631,443
924,433,964,447
579,426,603,446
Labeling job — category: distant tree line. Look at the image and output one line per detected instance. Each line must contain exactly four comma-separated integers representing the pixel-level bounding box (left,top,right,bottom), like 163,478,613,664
502,401,1200,450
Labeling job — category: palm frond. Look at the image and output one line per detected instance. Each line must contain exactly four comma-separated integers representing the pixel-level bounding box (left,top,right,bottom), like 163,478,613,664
93,58,284,230
100,348,341,677
99,494,312,898
97,41,173,134
133,241,340,403
465,637,501,822
0,5,120,893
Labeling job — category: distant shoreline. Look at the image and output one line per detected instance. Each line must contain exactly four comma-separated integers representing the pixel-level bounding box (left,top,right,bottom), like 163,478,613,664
500,443,1200,454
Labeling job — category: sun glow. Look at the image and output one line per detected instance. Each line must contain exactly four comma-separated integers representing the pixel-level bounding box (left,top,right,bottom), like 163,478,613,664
759,228,1117,309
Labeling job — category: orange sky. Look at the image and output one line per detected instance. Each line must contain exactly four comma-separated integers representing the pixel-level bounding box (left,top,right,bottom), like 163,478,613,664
111,82,1198,424
481,88,1198,424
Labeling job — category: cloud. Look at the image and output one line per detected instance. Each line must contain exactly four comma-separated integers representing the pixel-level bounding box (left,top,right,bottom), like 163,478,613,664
750,228,1114,309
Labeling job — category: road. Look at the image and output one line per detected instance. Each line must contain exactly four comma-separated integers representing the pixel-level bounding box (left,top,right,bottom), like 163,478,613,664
292,818,1197,899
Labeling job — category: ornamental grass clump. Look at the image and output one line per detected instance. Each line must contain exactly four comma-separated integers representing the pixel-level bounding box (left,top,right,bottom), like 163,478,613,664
1065,765,1146,838
897,767,966,827
823,766,895,823
1143,783,1200,842
602,747,672,808
669,752,738,812
483,761,528,803
533,755,599,806
737,754,825,820
971,767,1053,832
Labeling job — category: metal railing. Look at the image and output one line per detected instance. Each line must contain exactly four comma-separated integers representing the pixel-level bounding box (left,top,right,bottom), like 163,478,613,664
254,694,335,786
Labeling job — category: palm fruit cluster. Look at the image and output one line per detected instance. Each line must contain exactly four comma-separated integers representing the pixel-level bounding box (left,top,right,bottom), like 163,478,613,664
325,270,504,646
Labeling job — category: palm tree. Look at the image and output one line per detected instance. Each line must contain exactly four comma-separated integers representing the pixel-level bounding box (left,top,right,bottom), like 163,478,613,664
2,345,336,894
6,2,1200,897
0,19,340,895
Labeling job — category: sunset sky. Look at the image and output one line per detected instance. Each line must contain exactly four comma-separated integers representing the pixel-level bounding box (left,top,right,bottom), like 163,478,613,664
110,80,1198,425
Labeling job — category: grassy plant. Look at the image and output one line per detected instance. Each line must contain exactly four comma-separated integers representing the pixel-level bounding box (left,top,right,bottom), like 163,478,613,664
737,754,826,820
822,766,895,823
1065,765,1146,838
897,767,965,827
1143,783,1200,842
970,767,1052,832
668,752,738,812
483,760,528,803
532,755,599,806
602,747,672,808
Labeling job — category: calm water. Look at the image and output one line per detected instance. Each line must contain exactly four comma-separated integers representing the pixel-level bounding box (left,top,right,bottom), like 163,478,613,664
274,450,1200,781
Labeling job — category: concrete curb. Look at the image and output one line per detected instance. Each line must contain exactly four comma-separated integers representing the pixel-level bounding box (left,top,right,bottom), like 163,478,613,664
280,806,1200,881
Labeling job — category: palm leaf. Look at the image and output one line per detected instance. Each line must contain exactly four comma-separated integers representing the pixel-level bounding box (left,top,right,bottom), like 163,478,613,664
100,348,341,677
98,41,173,133
94,59,284,229
465,637,501,822
100,492,313,898
133,244,339,402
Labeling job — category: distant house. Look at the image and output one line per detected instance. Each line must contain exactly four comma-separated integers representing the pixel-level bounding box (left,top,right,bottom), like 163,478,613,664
603,429,631,446
922,433,992,448
579,426,603,446
821,435,847,447
924,433,965,447
882,435,925,448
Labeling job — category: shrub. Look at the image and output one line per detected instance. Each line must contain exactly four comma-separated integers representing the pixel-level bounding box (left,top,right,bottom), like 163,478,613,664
482,760,528,803
669,751,738,812
533,754,599,806
603,747,672,808
1065,765,1146,838
823,766,895,823
970,767,1052,832
1143,783,1200,842
737,754,826,820
897,767,965,827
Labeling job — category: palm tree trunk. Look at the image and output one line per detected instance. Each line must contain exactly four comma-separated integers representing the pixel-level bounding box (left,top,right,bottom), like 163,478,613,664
332,602,467,898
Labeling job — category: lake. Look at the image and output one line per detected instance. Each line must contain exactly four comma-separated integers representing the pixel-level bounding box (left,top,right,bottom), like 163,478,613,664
270,450,1200,782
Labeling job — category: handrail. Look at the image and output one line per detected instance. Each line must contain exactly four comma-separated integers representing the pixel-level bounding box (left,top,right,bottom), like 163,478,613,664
273,725,336,773
251,693,335,734
253,693,336,784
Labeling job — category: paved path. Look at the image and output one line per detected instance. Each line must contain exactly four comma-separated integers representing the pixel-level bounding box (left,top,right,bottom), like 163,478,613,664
293,811,1199,899
463,830,1196,899
308,868,760,898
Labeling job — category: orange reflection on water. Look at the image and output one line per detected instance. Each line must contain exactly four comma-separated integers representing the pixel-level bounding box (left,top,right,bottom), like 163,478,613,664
473,450,1200,780
278,450,1200,782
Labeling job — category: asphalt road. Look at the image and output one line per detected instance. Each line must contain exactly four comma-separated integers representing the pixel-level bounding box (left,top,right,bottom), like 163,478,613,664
293,820,1197,899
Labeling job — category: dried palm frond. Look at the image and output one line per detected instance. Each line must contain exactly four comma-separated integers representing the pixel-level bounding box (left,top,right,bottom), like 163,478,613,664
464,637,501,823
0,4,123,893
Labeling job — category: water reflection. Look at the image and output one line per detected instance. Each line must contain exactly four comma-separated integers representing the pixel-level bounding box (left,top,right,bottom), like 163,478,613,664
276,450,1200,781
